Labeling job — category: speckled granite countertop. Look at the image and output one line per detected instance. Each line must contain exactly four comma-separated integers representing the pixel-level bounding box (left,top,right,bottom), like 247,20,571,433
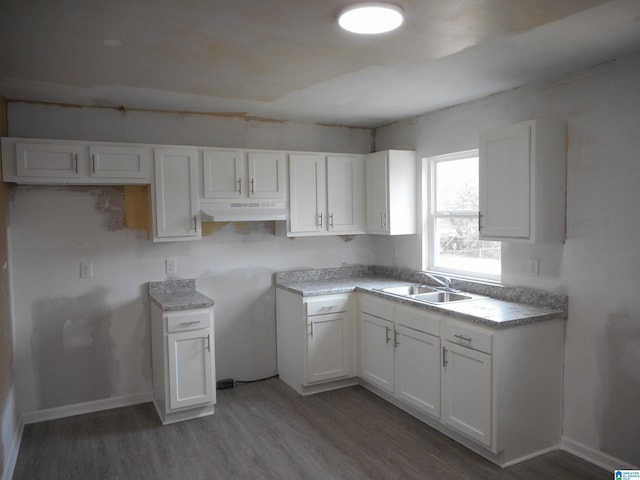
275,266,567,329
148,279,215,312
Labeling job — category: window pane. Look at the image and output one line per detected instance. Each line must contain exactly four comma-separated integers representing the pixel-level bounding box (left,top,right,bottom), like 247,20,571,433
435,157,479,212
434,217,501,275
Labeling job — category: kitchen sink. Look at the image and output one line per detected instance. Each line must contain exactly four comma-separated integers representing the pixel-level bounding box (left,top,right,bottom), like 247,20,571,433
413,292,474,303
381,285,438,296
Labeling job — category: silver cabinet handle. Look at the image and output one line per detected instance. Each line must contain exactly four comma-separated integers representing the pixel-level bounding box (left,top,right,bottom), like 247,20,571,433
329,213,334,229
206,334,211,352
443,347,447,367
91,154,96,174
237,177,242,194
193,215,198,232
454,334,472,343
74,153,79,174
394,330,400,347
318,212,323,228
250,178,255,195
380,212,384,227
385,326,391,344
478,212,483,232
309,321,314,337
179,321,200,326
320,305,338,311
382,212,387,228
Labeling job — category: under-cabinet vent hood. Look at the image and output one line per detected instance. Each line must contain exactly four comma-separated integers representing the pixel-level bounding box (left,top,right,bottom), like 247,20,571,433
200,201,287,222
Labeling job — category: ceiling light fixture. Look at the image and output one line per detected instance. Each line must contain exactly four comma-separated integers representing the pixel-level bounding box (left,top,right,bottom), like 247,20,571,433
338,2,404,34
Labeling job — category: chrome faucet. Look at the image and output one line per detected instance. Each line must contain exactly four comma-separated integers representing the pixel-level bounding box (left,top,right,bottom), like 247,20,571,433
423,273,454,291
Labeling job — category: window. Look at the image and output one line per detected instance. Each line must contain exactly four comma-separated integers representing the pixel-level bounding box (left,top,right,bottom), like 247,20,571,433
426,150,501,280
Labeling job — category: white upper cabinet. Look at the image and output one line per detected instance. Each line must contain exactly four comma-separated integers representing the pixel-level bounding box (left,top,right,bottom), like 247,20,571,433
202,148,285,201
288,152,365,236
89,145,151,179
152,147,201,242
202,149,243,198
365,150,416,235
1,137,152,184
479,119,566,242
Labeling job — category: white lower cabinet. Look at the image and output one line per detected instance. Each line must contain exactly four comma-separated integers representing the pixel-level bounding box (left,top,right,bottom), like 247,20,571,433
360,312,395,393
360,295,442,418
442,339,492,447
151,304,216,424
276,288,357,394
395,324,441,418
358,293,564,467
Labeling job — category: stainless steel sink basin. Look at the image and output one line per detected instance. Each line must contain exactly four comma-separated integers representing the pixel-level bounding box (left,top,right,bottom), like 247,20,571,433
413,292,473,303
382,285,438,296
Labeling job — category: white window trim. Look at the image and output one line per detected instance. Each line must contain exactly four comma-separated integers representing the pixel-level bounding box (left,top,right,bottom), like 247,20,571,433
423,149,501,282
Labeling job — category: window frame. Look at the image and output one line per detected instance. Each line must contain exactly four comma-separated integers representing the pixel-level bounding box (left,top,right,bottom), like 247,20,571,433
425,149,501,282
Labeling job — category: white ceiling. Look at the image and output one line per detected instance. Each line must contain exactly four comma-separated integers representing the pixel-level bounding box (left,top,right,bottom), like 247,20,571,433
1,0,639,128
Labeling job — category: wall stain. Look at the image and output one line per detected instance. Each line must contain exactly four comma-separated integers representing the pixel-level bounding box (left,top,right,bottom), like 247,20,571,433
31,288,116,410
91,187,126,231
597,310,640,466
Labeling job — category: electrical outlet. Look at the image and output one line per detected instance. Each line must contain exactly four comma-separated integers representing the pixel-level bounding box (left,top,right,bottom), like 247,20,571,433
80,262,93,279
166,258,177,275
527,257,539,277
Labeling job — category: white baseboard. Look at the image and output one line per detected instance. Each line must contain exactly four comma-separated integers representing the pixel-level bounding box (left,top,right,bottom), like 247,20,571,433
561,436,639,472
21,391,153,425
2,417,24,480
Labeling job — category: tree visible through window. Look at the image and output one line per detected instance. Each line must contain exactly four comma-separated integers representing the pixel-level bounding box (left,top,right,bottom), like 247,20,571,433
428,150,501,279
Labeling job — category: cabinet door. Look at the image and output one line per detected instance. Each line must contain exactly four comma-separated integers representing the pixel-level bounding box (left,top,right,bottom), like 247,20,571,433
16,142,84,178
479,122,531,239
153,148,201,241
202,149,244,199
360,312,395,393
89,145,150,180
442,341,492,447
248,151,285,200
168,329,215,410
395,325,441,418
327,155,366,234
289,153,326,233
365,151,389,233
307,312,349,383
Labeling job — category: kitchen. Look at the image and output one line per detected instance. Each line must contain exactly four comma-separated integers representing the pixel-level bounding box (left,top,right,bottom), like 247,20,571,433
1,1,640,478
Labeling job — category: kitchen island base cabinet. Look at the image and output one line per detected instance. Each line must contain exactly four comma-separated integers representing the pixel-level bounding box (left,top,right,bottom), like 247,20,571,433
151,304,216,425
276,288,357,395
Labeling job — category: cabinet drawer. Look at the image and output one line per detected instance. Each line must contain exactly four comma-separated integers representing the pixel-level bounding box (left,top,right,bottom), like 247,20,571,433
394,304,441,337
359,293,393,320
166,311,212,333
442,320,493,354
305,295,350,316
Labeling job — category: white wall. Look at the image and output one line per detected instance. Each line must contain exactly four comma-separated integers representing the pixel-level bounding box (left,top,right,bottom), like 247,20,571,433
375,53,640,467
7,104,376,414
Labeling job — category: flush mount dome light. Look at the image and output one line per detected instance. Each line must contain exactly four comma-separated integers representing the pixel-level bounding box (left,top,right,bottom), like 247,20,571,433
338,2,404,34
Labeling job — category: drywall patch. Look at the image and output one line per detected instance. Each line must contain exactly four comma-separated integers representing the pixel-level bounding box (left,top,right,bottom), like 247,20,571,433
597,310,640,466
30,288,117,410
91,187,126,231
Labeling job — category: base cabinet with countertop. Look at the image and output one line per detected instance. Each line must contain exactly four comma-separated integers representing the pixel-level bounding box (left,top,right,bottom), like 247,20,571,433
276,288,357,394
149,280,216,425
358,292,565,466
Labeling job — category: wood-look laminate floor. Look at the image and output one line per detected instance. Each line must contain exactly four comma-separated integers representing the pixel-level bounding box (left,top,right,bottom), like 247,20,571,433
13,378,607,480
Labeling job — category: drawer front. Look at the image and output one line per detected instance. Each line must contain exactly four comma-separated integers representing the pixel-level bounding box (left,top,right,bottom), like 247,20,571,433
442,320,493,354
359,293,393,320
166,311,212,333
394,304,441,337
306,294,350,316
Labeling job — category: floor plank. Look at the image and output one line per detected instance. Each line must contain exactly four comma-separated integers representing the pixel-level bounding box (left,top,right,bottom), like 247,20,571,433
13,379,608,479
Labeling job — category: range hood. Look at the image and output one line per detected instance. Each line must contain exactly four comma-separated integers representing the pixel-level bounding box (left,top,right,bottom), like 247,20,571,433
200,201,287,222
